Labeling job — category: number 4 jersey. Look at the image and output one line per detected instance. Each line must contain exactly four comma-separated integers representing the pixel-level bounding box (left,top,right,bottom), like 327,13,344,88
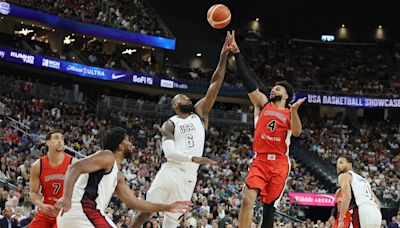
347,170,378,207
40,153,73,206
168,113,205,175
253,102,291,155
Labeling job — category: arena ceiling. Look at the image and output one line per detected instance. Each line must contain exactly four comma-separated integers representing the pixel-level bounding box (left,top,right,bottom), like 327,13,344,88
150,0,400,42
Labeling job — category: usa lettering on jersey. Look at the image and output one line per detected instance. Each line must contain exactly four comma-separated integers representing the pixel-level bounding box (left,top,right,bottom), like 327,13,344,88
179,123,196,133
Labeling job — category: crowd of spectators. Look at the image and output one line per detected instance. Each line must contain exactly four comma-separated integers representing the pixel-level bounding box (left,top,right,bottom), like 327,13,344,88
2,31,400,97
300,115,400,208
7,0,173,38
171,37,399,98
0,87,343,227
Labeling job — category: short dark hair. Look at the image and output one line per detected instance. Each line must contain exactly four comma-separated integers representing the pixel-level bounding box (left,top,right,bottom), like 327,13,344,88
276,81,294,105
340,156,354,166
46,129,63,140
101,127,127,152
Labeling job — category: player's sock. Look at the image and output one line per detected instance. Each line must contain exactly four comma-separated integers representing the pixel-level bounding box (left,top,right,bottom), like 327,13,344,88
261,203,275,228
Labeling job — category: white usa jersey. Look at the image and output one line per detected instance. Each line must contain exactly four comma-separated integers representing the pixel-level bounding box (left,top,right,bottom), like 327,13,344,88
71,156,118,211
167,113,205,175
348,171,377,207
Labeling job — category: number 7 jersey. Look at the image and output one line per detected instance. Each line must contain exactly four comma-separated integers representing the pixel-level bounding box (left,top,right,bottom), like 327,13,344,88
40,153,73,206
168,113,205,174
253,102,291,155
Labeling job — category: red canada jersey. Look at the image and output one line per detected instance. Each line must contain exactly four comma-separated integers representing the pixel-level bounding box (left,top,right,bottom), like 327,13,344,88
334,190,352,228
40,153,72,206
253,102,291,155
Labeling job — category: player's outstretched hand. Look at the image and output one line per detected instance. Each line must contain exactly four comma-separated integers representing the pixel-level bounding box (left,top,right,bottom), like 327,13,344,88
228,30,240,54
221,31,233,57
39,203,58,217
54,196,71,217
289,97,306,112
192,156,217,165
167,201,193,213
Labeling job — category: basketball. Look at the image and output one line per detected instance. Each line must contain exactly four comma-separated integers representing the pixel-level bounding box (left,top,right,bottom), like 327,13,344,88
207,4,231,29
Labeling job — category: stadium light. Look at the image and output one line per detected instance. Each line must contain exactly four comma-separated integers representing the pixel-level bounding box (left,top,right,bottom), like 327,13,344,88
196,53,202,57
341,24,345,28
122,49,137,55
255,18,260,22
375,25,385,40
63,35,75,44
15,28,34,36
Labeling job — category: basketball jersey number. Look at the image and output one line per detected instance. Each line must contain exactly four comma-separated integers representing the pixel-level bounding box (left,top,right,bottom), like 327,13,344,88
364,186,373,201
268,120,276,132
185,134,194,147
52,183,61,194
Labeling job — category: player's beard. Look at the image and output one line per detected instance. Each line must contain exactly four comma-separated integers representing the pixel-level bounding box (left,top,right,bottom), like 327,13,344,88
178,104,194,114
123,147,132,159
270,95,283,103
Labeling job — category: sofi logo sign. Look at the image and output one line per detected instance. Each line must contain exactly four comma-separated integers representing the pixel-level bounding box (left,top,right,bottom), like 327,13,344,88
10,51,35,64
132,75,153,85
0,50,5,59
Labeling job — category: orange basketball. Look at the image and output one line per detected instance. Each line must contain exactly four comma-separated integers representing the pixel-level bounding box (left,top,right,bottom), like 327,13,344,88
207,4,231,29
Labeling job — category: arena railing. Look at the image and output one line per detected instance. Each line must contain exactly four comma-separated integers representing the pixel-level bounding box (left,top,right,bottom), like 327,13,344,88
0,75,83,104
98,96,254,126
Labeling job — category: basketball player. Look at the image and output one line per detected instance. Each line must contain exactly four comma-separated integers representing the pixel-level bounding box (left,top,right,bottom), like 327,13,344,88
330,188,360,228
29,130,74,228
54,127,192,228
131,32,233,228
336,156,382,228
227,31,306,228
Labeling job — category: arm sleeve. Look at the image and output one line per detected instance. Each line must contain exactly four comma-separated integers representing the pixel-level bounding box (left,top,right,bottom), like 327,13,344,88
331,205,338,218
162,139,192,162
234,52,260,93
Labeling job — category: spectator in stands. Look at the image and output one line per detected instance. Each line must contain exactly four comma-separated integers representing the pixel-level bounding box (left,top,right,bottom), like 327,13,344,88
389,216,399,228
0,206,18,228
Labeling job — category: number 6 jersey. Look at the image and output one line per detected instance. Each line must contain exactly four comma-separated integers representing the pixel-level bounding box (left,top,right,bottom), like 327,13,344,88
168,113,205,175
253,102,292,155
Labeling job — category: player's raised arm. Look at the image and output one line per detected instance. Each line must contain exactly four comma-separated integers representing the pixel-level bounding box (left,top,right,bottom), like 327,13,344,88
229,31,268,108
289,97,306,137
29,159,58,217
161,120,216,165
55,150,115,215
115,172,192,213
195,31,231,119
